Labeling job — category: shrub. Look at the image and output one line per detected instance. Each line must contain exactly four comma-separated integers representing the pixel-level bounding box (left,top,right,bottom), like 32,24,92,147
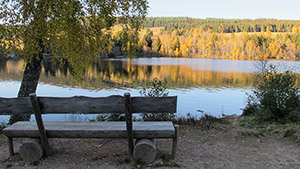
139,77,169,98
139,77,175,121
243,65,300,123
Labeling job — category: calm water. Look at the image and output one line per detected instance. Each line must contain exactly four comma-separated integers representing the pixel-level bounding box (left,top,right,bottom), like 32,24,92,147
0,58,299,122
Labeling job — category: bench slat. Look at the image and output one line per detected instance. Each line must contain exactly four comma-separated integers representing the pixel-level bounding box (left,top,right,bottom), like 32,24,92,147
39,96,125,114
0,97,32,115
131,96,177,113
3,121,175,139
0,96,177,115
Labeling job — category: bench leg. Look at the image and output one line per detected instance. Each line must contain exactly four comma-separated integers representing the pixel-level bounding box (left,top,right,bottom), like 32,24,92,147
7,137,14,157
172,125,179,159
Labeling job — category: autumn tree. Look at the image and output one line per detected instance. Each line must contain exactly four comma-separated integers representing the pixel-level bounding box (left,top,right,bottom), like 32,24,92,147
171,37,180,51
153,37,161,53
143,29,153,48
0,0,148,124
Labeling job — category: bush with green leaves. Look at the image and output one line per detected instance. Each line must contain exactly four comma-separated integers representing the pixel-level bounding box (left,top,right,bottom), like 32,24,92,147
243,65,300,123
139,78,175,121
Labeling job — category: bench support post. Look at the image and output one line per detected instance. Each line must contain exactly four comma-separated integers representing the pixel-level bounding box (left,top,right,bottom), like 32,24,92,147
124,93,134,157
30,93,51,157
172,125,179,159
7,136,14,156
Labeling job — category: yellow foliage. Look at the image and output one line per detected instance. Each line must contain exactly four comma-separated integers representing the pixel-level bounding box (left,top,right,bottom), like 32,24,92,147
188,39,193,48
279,48,283,55
134,26,300,60
292,24,299,33
218,40,223,49
196,40,202,48
206,41,213,47
247,40,255,52
241,51,245,58
269,41,279,57
231,40,239,57
175,48,181,57
263,53,270,60
181,47,190,57
112,30,122,37
169,49,174,56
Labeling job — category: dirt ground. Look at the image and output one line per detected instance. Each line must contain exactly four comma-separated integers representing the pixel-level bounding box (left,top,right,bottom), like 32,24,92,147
1,124,300,169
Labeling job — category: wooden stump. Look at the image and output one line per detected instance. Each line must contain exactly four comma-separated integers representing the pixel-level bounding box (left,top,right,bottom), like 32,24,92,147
20,139,44,162
133,139,156,164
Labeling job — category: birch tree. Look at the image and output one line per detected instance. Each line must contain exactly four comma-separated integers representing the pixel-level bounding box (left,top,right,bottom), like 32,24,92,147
0,0,148,123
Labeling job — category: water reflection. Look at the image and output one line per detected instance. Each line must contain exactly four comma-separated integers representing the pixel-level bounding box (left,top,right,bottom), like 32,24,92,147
0,58,264,90
1,58,300,119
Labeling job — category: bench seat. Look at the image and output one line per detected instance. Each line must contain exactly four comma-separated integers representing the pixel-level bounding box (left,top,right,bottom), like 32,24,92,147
3,121,175,139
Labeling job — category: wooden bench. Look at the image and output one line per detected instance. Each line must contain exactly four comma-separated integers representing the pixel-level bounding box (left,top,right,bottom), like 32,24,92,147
0,93,178,163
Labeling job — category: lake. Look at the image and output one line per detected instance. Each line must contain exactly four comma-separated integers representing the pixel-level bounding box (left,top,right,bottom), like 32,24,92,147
0,58,299,122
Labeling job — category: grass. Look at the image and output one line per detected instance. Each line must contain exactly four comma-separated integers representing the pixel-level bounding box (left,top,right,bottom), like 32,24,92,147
0,122,5,133
174,113,231,130
237,115,300,143
0,134,6,146
1,153,22,169
0,122,6,146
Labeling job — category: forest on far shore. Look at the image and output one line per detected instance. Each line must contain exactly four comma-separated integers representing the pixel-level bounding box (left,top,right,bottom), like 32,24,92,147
114,17,300,60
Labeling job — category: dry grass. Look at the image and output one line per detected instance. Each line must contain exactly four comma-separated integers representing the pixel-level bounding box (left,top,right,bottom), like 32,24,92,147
174,114,231,130
238,115,300,143
0,122,6,146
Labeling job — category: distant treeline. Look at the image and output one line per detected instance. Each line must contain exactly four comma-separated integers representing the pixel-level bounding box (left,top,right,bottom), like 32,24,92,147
135,26,300,60
143,17,300,33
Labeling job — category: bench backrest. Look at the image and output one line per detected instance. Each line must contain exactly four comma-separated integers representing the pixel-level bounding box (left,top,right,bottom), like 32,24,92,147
0,93,177,115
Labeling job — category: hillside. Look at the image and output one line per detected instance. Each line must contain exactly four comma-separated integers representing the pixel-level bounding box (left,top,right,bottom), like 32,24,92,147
126,17,300,60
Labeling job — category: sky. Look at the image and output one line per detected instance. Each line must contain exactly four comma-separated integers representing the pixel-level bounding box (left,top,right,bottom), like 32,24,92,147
148,0,300,20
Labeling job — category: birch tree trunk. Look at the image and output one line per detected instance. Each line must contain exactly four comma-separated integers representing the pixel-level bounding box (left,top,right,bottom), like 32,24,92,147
9,57,43,124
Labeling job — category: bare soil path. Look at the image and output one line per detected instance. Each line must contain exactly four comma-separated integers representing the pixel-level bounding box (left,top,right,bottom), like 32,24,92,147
1,125,300,169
